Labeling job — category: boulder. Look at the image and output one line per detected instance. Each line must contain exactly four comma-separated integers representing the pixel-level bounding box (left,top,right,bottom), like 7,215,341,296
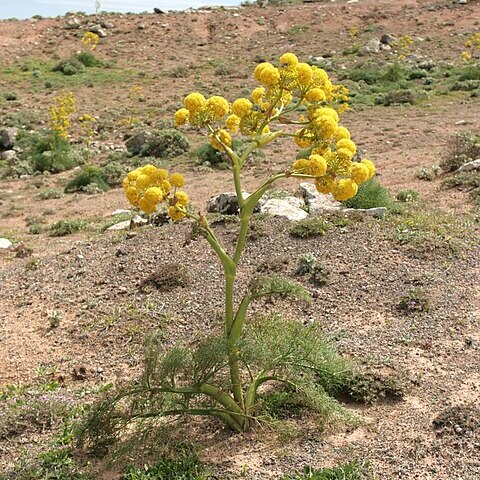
65,17,81,29
0,150,17,161
207,191,261,215
299,182,342,214
0,238,13,249
261,197,308,221
0,127,18,149
380,33,398,47
107,215,147,231
360,38,381,55
125,131,150,155
154,7,165,14
87,25,107,37
456,159,480,173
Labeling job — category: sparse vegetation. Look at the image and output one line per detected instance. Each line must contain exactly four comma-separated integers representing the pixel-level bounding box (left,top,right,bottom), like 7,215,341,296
49,219,87,236
398,288,430,314
290,218,330,238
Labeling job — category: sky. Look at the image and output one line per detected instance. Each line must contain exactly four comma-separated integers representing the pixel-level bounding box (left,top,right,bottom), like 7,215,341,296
0,0,243,19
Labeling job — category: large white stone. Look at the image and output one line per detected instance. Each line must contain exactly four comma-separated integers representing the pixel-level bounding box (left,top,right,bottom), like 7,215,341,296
261,198,308,221
456,159,480,173
0,238,13,249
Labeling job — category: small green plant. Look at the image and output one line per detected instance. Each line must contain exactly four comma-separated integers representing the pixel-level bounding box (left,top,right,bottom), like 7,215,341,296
381,62,406,83
415,165,441,181
440,130,480,172
296,253,329,286
47,310,62,329
398,288,430,314
123,448,208,479
64,166,110,193
76,51,102,67
52,57,86,75
442,172,480,192
282,460,371,480
49,219,87,236
140,129,190,158
290,218,330,238
396,189,419,203
3,91,18,101
140,263,189,292
37,188,64,200
261,391,305,419
342,177,392,209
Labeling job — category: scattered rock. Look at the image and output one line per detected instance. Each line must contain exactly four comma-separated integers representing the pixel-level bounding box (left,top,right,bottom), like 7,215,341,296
107,215,147,231
0,238,13,249
417,59,436,70
100,21,114,29
65,17,81,29
298,182,342,213
137,23,146,30
153,7,165,14
109,209,131,217
0,127,18,149
380,33,398,46
125,131,150,155
261,197,308,221
87,24,107,37
343,207,387,218
207,192,261,215
12,243,33,258
360,38,381,55
0,150,17,161
456,159,480,173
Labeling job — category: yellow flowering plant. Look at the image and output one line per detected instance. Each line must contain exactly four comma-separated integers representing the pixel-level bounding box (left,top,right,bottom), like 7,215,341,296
82,31,99,51
113,53,376,433
78,113,97,160
462,32,480,62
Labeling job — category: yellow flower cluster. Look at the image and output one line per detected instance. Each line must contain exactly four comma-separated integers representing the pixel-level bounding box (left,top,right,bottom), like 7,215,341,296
82,32,99,51
172,52,375,202
123,165,189,220
78,114,96,140
462,32,480,62
50,91,76,140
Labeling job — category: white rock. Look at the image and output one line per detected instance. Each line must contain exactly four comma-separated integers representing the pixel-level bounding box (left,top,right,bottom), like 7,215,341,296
0,150,17,161
0,238,13,249
299,182,342,214
261,198,308,221
456,159,480,173
109,209,131,217
107,220,131,231
360,38,381,55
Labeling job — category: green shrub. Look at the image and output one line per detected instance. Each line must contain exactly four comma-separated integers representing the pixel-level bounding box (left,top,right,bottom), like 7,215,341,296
195,142,228,168
261,391,305,419
342,178,392,209
141,129,190,158
381,63,405,83
37,188,64,200
49,219,87,236
440,131,480,172
290,218,330,238
29,135,80,173
396,189,419,202
76,51,102,67
381,89,416,106
344,65,381,85
3,91,18,101
458,65,480,81
52,57,85,75
282,461,371,480
64,166,110,193
415,165,440,181
398,288,430,314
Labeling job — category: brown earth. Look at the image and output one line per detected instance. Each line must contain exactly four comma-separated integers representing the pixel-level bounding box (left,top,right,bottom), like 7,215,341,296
0,0,479,478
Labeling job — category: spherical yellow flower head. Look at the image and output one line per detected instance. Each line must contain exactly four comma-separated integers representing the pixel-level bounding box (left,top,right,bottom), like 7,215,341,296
125,186,139,206
336,147,354,161
292,158,310,171
305,88,326,103
336,138,356,156
251,87,265,105
140,164,160,177
280,52,299,68
315,175,335,194
258,64,280,86
210,129,232,151
143,186,164,205
226,114,241,133
175,191,189,207
332,178,358,201
254,62,271,82
334,126,351,141
184,92,207,115
232,98,253,118
307,154,327,177
174,108,190,126
312,115,338,139
127,169,141,182
138,197,157,215
206,96,230,119
135,173,153,190
361,159,376,179
162,179,172,194
311,107,339,123
351,162,370,185
150,167,169,181
312,66,329,85
168,205,186,222
296,63,313,87
170,172,185,188
294,129,314,148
